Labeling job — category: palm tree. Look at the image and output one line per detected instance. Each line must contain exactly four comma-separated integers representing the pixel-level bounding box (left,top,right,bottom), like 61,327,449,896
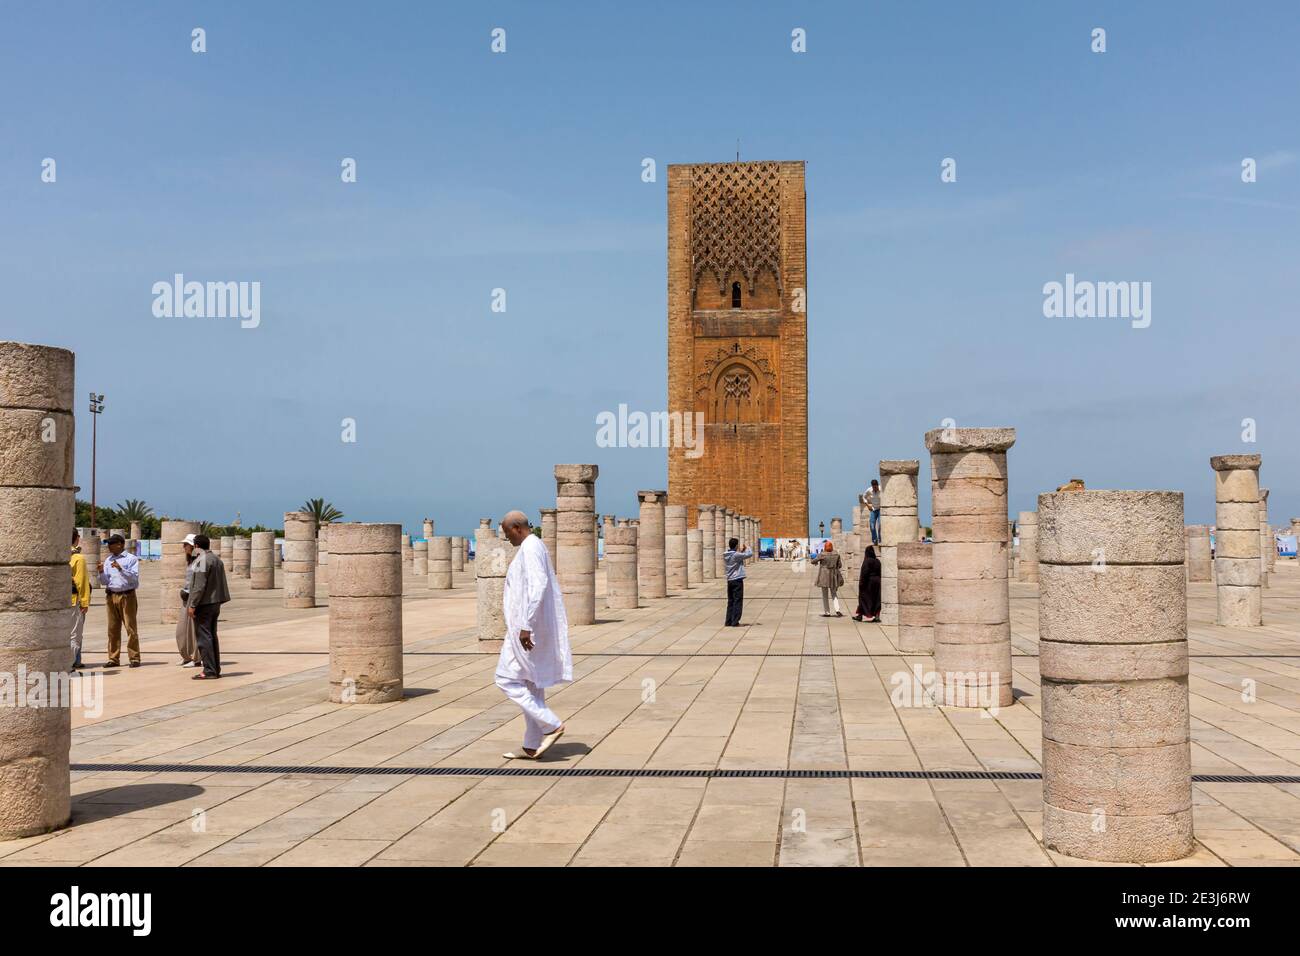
117,499,154,523
301,498,344,525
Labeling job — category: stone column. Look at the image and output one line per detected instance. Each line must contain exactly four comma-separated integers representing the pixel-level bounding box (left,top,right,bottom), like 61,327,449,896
429,536,452,589
1039,490,1192,863
274,538,282,568
423,519,434,544
605,519,639,609
283,511,318,608
636,490,668,600
714,507,727,578
725,510,737,552
80,530,101,590
879,459,920,626
250,531,275,589
328,523,403,703
897,541,934,653
220,535,233,570
450,535,464,573
698,505,717,581
232,536,251,579
540,508,557,568
412,539,428,577
160,519,199,623
1185,525,1212,582
830,516,844,558
686,528,702,586
602,514,616,553
665,504,688,591
476,520,508,641
317,525,330,585
851,504,861,535
925,427,1016,708
401,533,412,574
0,341,73,839
1259,488,1272,588
129,520,141,542
1017,511,1039,582
556,465,598,625
1211,454,1262,626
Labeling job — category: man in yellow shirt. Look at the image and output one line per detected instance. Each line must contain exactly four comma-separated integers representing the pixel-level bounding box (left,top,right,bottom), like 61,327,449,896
69,529,91,671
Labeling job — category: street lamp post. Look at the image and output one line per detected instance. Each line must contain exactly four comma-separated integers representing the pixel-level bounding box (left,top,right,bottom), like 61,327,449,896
89,392,104,530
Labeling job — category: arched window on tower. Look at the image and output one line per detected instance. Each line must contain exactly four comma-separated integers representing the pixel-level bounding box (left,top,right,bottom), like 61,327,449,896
731,282,742,309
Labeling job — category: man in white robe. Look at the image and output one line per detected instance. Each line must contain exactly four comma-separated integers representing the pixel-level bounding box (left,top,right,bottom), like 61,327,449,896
496,510,571,759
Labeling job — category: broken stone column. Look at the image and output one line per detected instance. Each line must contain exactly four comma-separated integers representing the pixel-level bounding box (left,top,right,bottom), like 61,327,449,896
637,490,668,600
273,538,282,568
1017,511,1039,583
283,511,318,608
317,525,331,585
328,523,402,704
556,465,598,625
423,518,434,544
129,520,141,542
1211,454,1263,626
687,528,702,586
1039,490,1193,863
925,427,1016,708
605,519,639,609
429,536,452,589
450,535,464,573
232,536,251,579
539,508,557,568
250,531,275,589
897,541,934,653
830,516,844,557
879,459,920,626
1185,525,1212,582
699,505,717,581
714,507,728,578
220,535,233,570
1259,488,1272,588
412,539,428,577
476,520,508,641
401,533,412,574
80,531,100,590
666,504,688,591
0,341,73,839
160,519,199,623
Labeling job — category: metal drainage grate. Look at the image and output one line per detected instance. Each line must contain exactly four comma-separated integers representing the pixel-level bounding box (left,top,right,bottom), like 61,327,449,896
67,763,1300,784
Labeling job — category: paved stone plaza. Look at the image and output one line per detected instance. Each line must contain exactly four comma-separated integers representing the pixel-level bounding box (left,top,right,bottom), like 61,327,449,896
1,558,1296,867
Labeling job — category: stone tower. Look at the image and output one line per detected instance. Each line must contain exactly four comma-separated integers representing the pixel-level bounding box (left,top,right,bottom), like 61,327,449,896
667,160,809,537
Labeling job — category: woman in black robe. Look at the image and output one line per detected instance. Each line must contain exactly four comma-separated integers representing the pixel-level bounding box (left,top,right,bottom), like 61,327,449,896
853,546,883,622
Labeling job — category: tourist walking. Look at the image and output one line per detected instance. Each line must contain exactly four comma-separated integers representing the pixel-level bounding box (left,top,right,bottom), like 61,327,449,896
862,479,882,545
723,536,753,626
495,511,571,760
854,545,882,622
175,533,202,667
69,529,90,671
811,540,845,616
99,533,141,667
186,534,231,679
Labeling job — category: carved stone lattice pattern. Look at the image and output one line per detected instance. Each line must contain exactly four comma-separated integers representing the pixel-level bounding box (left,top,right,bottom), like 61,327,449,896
691,162,782,296
695,342,778,416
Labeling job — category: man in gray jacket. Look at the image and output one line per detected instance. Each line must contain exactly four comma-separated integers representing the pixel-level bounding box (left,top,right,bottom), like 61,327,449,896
186,534,231,679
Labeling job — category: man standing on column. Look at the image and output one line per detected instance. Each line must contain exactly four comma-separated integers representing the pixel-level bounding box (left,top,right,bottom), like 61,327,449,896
862,479,882,545
98,533,141,668
186,534,231,679
496,511,571,760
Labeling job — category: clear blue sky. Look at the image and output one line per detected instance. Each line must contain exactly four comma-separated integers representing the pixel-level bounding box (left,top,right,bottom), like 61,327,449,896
3,1,1297,536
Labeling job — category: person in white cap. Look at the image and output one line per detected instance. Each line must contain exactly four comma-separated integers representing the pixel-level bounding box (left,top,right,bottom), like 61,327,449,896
175,533,202,666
